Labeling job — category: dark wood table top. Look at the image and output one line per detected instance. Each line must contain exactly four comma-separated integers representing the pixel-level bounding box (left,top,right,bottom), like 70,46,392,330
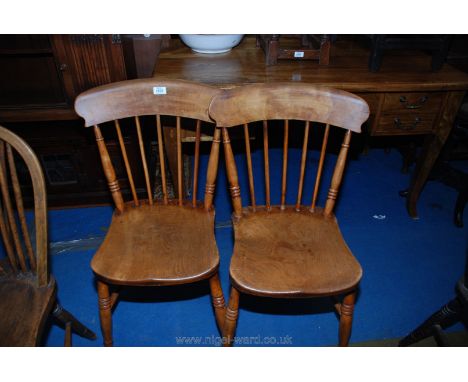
154,35,468,92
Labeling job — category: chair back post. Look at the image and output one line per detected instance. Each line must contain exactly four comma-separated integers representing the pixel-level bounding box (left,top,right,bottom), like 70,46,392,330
323,129,352,217
0,126,48,287
93,125,125,213
204,128,221,211
221,127,243,219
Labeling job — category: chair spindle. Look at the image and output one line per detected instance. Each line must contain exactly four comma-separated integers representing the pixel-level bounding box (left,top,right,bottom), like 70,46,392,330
115,120,139,207
280,120,289,210
324,130,352,216
295,121,310,211
243,124,256,210
192,120,201,207
6,144,36,270
263,121,271,210
0,150,28,272
222,127,243,218
0,144,11,240
156,115,168,205
176,116,183,205
135,116,153,205
311,123,330,212
0,200,18,272
93,125,125,213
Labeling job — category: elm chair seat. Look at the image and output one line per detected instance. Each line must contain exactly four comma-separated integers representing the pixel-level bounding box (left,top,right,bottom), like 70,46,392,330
91,203,219,286
0,269,55,346
230,207,362,297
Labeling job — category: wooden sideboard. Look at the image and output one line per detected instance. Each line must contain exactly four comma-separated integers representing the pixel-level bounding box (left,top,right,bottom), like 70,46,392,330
153,35,468,218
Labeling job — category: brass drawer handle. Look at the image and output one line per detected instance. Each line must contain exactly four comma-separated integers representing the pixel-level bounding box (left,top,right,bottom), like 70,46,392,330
394,117,421,130
399,95,428,109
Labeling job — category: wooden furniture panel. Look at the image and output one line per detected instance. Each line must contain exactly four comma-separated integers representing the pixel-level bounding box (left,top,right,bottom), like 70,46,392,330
0,34,136,207
382,91,443,112
376,113,436,135
50,34,126,102
0,56,67,107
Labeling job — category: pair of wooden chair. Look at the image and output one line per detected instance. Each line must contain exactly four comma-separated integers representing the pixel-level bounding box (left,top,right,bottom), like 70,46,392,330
0,126,96,346
74,79,370,346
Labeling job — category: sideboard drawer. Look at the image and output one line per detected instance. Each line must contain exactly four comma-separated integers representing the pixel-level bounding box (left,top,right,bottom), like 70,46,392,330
374,113,436,135
382,92,443,113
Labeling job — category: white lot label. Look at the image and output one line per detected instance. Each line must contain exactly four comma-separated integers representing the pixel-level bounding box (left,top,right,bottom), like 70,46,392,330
153,86,167,95
294,51,305,58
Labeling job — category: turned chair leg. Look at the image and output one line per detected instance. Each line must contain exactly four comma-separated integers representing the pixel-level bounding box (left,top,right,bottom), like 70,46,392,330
338,291,356,346
208,273,226,333
97,280,113,347
223,286,240,347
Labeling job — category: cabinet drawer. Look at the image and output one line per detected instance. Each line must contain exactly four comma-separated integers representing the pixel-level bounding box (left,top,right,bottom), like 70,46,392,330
382,92,443,113
374,113,436,135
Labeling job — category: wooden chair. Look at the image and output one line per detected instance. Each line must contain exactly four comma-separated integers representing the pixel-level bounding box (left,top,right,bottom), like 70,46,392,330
209,83,370,346
74,79,225,346
0,125,96,346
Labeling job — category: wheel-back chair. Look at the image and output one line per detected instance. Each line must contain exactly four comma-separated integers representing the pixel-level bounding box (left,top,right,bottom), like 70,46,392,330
0,126,96,346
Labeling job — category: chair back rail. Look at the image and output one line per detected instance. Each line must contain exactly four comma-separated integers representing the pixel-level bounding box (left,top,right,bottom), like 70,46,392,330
0,126,48,287
209,83,370,218
75,79,221,212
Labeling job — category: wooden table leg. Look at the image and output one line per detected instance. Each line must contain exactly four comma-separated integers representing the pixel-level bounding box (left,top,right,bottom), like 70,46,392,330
406,91,465,218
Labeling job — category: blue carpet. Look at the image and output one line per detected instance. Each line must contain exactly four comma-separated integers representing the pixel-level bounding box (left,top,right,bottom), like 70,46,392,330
29,147,468,346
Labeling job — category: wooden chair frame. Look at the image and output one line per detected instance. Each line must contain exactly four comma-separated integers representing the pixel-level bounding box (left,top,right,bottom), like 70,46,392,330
209,83,370,346
0,125,96,346
75,78,226,346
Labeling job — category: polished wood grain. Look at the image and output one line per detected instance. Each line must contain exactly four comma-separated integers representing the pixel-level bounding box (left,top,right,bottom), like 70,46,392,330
156,36,468,92
75,78,219,127
0,125,95,346
208,82,369,132
91,202,219,286
154,35,468,218
74,79,225,345
209,84,369,346
229,207,362,297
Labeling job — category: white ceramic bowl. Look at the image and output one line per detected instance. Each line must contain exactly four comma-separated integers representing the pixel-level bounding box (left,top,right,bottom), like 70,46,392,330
179,34,244,54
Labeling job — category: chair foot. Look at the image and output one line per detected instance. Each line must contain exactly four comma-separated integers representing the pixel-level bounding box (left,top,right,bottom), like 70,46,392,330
223,286,240,347
52,302,97,342
97,280,114,347
338,291,356,346
208,272,226,334
65,322,72,347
